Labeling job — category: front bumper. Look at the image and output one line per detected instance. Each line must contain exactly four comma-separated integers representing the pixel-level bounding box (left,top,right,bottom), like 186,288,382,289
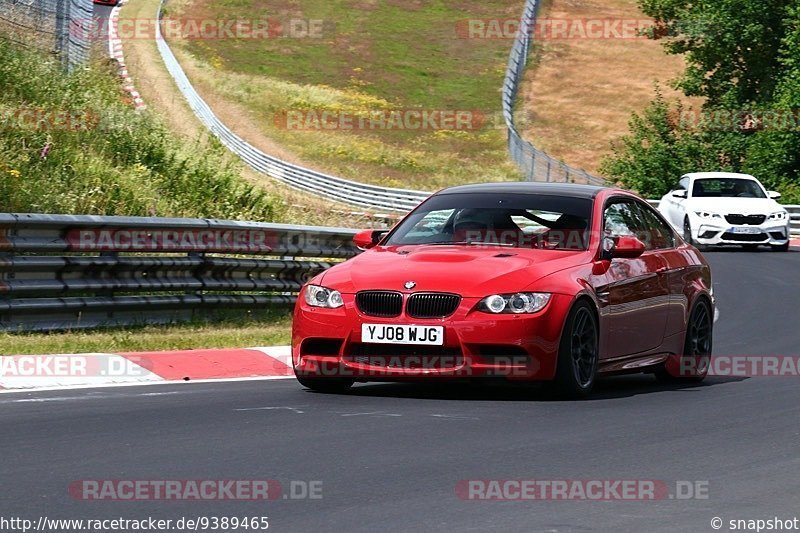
292,292,574,382
692,219,790,246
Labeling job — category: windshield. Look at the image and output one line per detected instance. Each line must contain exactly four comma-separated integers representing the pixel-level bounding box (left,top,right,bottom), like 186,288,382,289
384,192,593,250
692,178,766,198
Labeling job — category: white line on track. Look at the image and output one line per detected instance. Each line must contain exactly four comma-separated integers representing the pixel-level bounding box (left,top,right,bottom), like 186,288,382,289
4,396,103,403
340,411,402,417
0,375,294,396
234,406,306,413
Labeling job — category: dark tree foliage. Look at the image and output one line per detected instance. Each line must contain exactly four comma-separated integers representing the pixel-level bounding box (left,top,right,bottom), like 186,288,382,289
602,0,800,202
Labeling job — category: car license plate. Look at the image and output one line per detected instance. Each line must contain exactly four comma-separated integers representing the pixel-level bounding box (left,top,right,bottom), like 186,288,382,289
361,324,444,345
730,226,760,234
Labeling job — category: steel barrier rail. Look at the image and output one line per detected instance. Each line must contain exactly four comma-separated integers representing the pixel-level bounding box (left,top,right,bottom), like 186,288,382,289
1,205,796,332
790,206,800,236
0,214,359,331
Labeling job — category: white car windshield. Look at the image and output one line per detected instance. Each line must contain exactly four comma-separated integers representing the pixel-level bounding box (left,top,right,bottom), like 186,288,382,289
692,178,766,198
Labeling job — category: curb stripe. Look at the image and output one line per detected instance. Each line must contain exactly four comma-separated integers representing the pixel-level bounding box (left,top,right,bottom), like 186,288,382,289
119,348,292,380
108,0,147,111
0,347,293,391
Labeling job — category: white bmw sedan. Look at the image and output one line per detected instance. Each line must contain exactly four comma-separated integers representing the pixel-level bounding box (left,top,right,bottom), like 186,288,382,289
658,172,790,251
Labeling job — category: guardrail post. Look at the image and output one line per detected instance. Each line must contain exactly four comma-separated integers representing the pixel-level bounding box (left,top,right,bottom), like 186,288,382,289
528,150,536,181
188,249,206,295
55,0,67,67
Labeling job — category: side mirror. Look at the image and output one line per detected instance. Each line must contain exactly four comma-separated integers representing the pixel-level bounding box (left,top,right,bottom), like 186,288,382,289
767,190,781,200
353,230,384,250
604,235,646,259
671,189,688,199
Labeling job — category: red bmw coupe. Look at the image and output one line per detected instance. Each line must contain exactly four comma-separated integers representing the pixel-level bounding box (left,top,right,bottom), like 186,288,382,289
292,183,714,397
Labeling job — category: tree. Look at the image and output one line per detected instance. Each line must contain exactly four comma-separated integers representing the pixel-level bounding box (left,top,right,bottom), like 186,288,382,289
600,92,715,196
743,4,800,201
640,0,792,108
602,0,800,201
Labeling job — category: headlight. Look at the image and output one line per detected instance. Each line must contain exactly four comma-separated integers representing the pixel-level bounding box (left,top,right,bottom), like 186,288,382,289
769,211,788,220
694,211,722,219
478,292,551,314
304,285,344,308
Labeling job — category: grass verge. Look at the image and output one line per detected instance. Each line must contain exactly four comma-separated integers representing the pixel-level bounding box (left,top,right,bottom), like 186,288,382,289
519,0,695,174
0,314,292,355
0,39,283,220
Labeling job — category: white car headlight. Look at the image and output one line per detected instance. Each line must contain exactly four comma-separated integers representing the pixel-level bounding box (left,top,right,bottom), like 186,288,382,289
304,285,344,308
769,211,788,220
478,293,551,314
694,211,722,220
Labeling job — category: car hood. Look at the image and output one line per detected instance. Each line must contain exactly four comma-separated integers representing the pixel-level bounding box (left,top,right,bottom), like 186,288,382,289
318,245,588,297
686,197,784,215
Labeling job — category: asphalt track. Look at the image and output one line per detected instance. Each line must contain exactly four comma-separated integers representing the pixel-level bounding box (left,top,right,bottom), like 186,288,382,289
1,250,799,532
93,4,113,41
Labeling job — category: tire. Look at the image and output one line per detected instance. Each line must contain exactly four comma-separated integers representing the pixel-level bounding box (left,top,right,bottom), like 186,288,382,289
296,375,354,393
771,242,790,252
552,300,599,399
683,218,709,251
682,217,694,245
656,299,713,383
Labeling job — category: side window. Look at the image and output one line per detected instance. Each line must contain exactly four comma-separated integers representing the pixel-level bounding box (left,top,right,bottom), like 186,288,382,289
603,201,644,239
635,202,676,250
677,177,690,191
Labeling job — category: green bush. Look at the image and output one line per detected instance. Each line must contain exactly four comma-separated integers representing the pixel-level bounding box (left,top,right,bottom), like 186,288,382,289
600,92,719,197
0,40,283,220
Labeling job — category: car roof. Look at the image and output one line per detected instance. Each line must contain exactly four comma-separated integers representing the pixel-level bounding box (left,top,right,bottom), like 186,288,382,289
683,172,758,181
436,182,609,199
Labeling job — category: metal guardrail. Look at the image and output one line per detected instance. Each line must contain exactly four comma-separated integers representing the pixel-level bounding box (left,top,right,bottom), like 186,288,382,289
0,0,92,71
0,214,359,331
1,205,795,332
502,0,605,186
790,206,800,236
